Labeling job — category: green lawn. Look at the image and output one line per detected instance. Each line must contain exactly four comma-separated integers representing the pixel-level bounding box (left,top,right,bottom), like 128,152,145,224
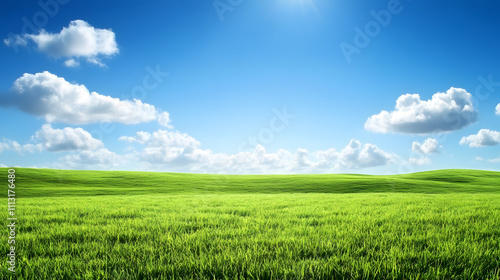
2,168,500,279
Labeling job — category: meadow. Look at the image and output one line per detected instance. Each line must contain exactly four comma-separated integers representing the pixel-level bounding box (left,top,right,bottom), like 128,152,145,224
1,168,500,279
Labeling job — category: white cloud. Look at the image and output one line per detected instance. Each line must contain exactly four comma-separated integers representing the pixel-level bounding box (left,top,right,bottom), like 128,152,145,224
8,71,159,125
365,87,477,134
0,139,42,154
1,125,104,156
119,131,152,144
35,124,103,152
120,130,394,173
2,124,122,169
5,20,118,67
60,148,122,169
0,142,10,153
0,142,9,153
123,130,201,166
158,112,173,128
409,157,431,166
64,59,80,67
460,129,500,147
412,138,440,154
31,124,123,168
22,144,44,153
2,125,394,173
488,157,500,163
496,103,500,115
335,139,393,169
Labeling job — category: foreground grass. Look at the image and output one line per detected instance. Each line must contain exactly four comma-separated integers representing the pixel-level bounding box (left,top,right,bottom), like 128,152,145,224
1,169,500,279
2,193,500,279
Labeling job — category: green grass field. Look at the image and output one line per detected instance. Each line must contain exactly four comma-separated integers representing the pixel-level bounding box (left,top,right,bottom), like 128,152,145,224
2,168,500,279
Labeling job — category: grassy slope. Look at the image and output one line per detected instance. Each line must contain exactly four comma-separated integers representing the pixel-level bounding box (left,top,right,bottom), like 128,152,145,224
3,168,500,197
2,168,500,279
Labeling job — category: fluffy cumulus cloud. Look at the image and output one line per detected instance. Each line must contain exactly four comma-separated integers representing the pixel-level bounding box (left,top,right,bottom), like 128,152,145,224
35,124,103,152
496,104,500,115
334,139,393,169
460,129,500,147
5,71,159,125
365,87,477,134
4,20,118,67
412,138,440,154
120,130,394,173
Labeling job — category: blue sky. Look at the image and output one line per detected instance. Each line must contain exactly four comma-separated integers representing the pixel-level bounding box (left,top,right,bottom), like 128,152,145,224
0,0,499,174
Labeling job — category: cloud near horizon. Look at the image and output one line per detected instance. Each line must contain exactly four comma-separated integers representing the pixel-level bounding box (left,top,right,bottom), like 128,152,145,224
120,130,395,173
4,20,118,67
365,87,477,134
0,121,395,173
60,148,122,169
409,156,431,166
0,124,120,169
0,139,42,154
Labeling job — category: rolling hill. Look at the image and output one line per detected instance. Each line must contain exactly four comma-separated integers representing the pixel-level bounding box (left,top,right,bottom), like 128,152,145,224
4,168,500,197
